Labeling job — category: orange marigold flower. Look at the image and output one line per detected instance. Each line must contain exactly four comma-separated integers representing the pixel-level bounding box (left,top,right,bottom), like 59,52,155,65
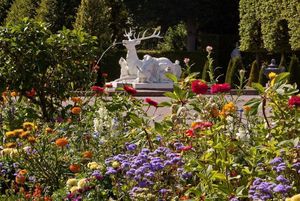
55,138,68,147
27,136,36,144
18,169,28,175
5,131,17,138
71,107,81,115
71,97,82,103
45,127,53,134
243,106,251,112
82,151,93,159
20,131,30,139
10,91,18,97
5,142,17,148
69,164,81,173
15,174,26,184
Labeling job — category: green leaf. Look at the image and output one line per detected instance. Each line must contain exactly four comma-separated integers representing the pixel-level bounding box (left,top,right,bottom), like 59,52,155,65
158,101,172,107
129,113,142,126
164,91,178,100
244,98,261,115
251,82,265,93
164,73,178,83
212,171,226,181
274,72,290,84
154,122,164,133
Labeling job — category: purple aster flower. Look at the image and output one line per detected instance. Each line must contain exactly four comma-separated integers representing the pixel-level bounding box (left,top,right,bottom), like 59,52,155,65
105,167,117,175
159,188,169,194
270,157,283,165
273,184,291,194
276,175,289,184
181,172,192,180
274,162,286,172
292,162,300,169
126,143,137,151
230,197,239,201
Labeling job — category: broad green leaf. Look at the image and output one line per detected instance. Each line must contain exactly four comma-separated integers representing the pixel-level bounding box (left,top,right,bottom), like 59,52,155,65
129,113,142,126
212,171,226,181
165,73,178,83
164,91,178,100
274,72,290,84
154,122,164,133
251,82,264,93
158,101,172,107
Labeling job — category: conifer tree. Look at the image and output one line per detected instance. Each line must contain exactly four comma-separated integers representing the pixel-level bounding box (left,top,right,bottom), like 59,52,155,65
5,0,40,24
35,0,60,31
74,0,112,50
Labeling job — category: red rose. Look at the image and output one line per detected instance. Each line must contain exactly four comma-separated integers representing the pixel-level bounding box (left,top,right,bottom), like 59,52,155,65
91,86,104,93
211,83,231,94
191,80,208,94
123,85,137,95
145,98,158,107
288,96,300,108
26,88,36,97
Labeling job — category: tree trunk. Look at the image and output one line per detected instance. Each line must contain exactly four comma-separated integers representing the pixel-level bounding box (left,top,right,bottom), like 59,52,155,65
186,18,197,52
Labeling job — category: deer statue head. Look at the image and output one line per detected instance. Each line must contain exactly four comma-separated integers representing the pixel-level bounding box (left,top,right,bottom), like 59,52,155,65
122,27,162,50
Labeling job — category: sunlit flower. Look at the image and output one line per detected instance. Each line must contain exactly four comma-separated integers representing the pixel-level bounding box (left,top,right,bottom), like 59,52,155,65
20,131,30,139
211,83,231,94
69,164,81,173
18,169,28,175
66,178,78,188
70,186,79,193
243,105,251,113
91,86,105,94
186,129,195,137
23,122,36,130
27,136,36,144
206,46,213,53
268,72,277,80
71,107,81,115
10,91,18,97
55,138,68,147
0,148,18,157
105,83,113,88
288,96,300,108
87,162,102,170
15,173,26,184
191,80,208,94
82,151,93,159
220,102,236,117
5,131,17,138
123,85,137,95
191,121,213,130
145,98,158,107
77,178,87,189
183,58,190,64
45,127,53,134
5,142,17,148
71,97,82,103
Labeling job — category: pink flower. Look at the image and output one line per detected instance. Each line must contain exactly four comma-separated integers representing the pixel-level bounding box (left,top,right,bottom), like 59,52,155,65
91,86,104,93
102,73,108,78
185,129,195,138
145,98,158,107
211,83,231,94
288,96,300,108
123,85,137,95
192,122,213,130
184,58,190,65
180,145,193,151
191,80,208,94
206,46,213,53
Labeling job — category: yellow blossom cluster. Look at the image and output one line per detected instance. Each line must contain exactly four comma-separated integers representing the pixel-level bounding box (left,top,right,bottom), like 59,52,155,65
219,102,236,117
66,178,87,193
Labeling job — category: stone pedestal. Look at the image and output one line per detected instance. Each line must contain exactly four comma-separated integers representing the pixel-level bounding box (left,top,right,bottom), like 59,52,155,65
109,81,174,90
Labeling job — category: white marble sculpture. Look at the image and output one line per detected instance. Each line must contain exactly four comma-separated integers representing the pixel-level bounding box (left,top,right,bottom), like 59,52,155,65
115,27,182,84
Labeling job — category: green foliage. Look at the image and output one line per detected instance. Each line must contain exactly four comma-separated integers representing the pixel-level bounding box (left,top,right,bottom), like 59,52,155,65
35,0,59,31
74,0,112,50
4,0,40,25
288,55,300,89
0,19,98,120
239,0,300,52
158,22,187,51
225,57,243,86
0,0,13,25
247,60,260,86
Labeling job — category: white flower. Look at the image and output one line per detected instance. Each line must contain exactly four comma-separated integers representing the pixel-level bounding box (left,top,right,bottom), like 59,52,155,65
236,127,250,141
93,105,112,134
206,46,213,53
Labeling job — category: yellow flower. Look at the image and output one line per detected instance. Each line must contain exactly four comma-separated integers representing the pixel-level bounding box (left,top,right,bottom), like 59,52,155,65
5,142,17,148
66,178,78,188
23,122,36,130
70,186,79,193
20,131,30,139
27,136,36,144
0,148,19,158
5,131,17,138
243,106,251,113
45,127,53,134
291,194,300,201
87,162,102,170
220,102,236,117
77,178,87,189
268,72,277,80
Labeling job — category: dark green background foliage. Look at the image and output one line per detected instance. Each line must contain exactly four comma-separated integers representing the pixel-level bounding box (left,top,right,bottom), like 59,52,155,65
288,55,300,89
0,19,98,119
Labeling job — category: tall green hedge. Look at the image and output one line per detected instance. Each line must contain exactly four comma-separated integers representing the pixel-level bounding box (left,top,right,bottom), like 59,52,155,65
239,0,300,52
35,0,59,31
247,60,260,86
225,57,243,86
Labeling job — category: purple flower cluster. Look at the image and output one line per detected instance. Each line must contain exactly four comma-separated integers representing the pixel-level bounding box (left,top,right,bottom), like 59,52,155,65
292,162,300,174
105,145,189,198
269,157,287,172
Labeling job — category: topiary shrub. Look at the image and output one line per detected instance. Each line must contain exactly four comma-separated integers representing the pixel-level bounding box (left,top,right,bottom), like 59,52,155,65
247,60,260,86
0,19,98,120
225,57,243,87
258,63,268,87
0,0,13,25
288,55,300,89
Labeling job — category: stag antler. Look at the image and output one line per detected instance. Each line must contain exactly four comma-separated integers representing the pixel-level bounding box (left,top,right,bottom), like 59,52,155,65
124,28,133,40
123,27,162,41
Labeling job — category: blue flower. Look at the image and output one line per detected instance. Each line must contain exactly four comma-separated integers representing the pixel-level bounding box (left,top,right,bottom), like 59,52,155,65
276,175,289,184
126,143,137,151
270,157,283,165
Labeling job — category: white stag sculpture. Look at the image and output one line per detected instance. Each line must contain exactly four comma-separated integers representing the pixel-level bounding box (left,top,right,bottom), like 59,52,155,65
117,27,182,83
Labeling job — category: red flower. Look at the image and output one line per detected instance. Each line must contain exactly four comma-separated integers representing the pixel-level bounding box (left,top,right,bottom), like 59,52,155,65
91,86,104,93
288,96,300,108
145,98,158,107
186,129,195,137
102,73,108,78
180,145,193,151
211,83,231,94
26,88,36,97
105,83,113,88
191,80,208,94
192,121,213,130
123,85,137,95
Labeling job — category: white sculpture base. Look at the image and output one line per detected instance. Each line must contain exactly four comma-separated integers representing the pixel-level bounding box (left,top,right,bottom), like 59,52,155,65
109,81,174,90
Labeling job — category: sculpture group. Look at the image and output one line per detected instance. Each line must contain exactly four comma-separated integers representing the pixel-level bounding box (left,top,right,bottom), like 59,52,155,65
115,27,181,84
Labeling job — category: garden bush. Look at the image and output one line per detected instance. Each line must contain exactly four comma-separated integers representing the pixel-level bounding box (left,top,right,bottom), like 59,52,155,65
225,57,243,87
247,60,260,86
0,19,98,121
1,48,300,200
288,55,300,89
